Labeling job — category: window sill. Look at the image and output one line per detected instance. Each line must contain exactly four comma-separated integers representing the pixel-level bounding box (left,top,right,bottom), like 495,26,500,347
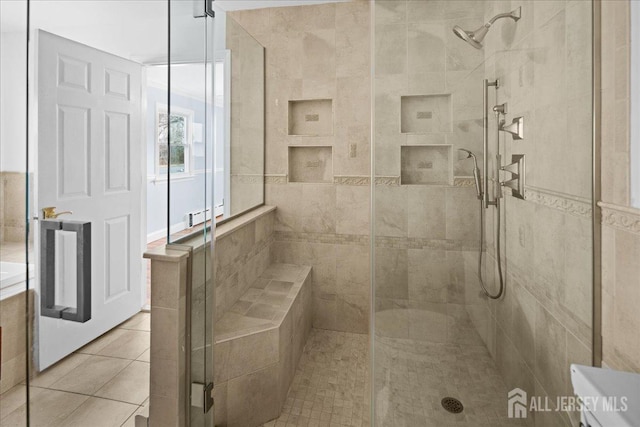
148,174,195,184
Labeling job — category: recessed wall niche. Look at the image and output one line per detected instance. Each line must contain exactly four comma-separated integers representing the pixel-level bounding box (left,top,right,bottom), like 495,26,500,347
400,94,451,133
288,99,333,136
288,146,333,183
400,145,452,185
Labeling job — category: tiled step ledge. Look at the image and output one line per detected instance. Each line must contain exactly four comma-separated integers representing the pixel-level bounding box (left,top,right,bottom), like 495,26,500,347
213,263,313,427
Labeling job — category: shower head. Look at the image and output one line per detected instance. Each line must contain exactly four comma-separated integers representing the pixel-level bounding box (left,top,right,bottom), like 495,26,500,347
452,6,521,49
453,25,487,50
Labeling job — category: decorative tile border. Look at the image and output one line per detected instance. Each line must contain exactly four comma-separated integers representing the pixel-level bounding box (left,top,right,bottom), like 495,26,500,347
333,175,370,186
599,202,640,234
266,174,478,188
264,174,594,221
374,236,479,251
275,231,369,245
524,186,592,218
265,174,288,184
273,231,479,251
453,177,476,187
374,176,400,186
230,174,264,184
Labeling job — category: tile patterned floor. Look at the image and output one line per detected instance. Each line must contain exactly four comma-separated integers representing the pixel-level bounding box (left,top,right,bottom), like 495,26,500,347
264,329,371,427
0,312,150,427
374,335,528,427
1,313,522,426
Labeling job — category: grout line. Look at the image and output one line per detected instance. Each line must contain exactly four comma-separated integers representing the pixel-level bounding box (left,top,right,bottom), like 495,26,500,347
29,383,148,407
74,348,151,362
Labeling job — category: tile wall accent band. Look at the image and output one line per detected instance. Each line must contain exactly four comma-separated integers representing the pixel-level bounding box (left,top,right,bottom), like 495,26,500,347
453,177,476,187
274,231,479,251
333,175,370,186
374,236,479,251
230,174,264,184
374,176,401,186
264,174,288,184
275,231,369,245
598,201,640,234
265,175,474,187
524,185,593,218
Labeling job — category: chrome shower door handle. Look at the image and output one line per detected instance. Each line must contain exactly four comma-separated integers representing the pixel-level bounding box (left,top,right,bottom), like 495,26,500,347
40,219,92,323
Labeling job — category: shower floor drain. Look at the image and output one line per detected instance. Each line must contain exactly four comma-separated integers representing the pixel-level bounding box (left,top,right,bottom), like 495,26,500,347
441,397,464,414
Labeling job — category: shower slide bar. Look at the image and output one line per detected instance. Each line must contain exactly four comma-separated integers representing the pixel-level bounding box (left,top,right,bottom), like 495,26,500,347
483,78,499,208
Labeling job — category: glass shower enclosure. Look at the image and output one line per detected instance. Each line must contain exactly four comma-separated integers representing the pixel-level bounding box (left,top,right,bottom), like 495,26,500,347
372,1,594,426
0,1,216,425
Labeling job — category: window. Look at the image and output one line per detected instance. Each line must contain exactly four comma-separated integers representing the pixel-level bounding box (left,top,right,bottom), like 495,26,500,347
156,104,193,176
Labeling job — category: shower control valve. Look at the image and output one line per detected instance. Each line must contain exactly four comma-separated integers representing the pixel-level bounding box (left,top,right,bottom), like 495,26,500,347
499,116,525,140
500,154,526,200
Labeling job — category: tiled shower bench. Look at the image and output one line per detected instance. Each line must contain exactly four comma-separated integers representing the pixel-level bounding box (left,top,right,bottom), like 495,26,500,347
213,263,313,427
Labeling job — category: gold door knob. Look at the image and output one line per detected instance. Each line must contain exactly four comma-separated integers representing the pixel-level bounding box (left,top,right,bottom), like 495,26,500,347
42,207,73,219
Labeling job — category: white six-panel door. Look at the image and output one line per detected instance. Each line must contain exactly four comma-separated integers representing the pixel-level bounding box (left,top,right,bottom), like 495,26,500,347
36,30,143,369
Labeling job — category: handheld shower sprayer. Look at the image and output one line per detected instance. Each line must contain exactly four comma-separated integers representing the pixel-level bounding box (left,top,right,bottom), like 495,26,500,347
457,149,482,200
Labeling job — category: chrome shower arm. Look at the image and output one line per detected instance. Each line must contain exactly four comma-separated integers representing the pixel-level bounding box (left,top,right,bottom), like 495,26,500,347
488,7,522,25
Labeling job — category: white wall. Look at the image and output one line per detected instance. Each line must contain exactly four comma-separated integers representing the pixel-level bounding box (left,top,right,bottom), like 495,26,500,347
0,31,27,172
0,0,168,173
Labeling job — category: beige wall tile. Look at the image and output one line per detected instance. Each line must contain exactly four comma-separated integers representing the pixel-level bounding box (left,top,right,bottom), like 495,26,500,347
406,0,445,23
534,304,567,402
561,214,592,326
495,325,536,397
511,281,536,370
225,329,279,380
612,228,640,369
375,24,407,76
336,185,370,236
270,3,336,34
313,292,337,330
336,293,369,334
375,186,408,237
406,302,447,342
408,248,447,303
407,186,446,239
335,243,370,298
445,186,479,241
375,1,406,25
302,29,336,80
375,247,408,299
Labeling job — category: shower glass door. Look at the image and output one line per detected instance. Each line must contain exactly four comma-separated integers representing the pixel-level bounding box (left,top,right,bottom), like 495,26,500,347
2,0,215,425
167,0,215,425
372,1,594,426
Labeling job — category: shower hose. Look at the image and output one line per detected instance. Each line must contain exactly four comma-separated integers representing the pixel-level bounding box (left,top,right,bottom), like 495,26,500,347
477,180,505,300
